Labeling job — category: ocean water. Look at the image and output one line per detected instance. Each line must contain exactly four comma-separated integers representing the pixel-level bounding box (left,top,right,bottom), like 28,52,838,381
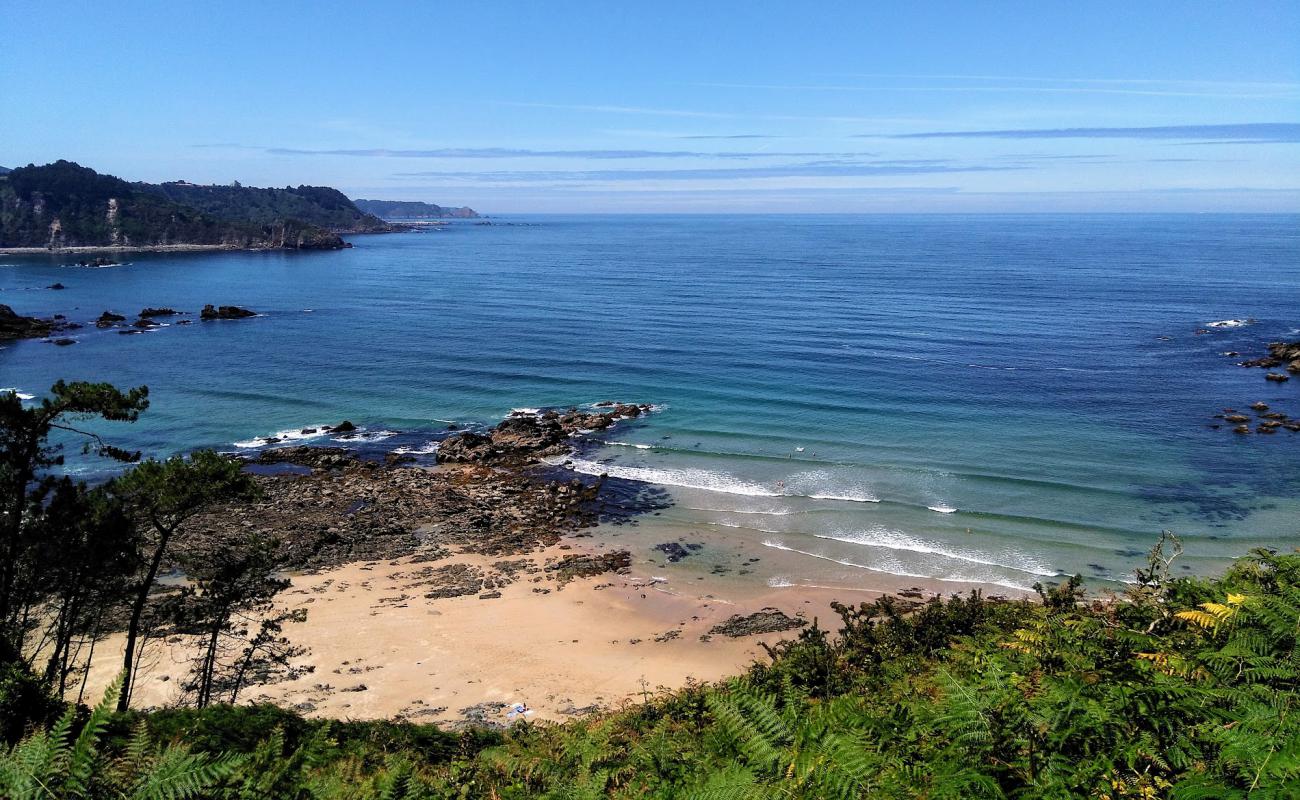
2,214,1298,593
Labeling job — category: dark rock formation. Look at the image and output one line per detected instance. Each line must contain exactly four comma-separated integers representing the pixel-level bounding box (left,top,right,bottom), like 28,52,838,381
140,307,179,317
708,609,806,638
47,282,66,290
250,446,357,471
1240,341,1300,370
545,551,632,586
435,431,494,463
95,311,126,327
437,403,653,465
330,420,357,433
654,542,703,562
200,304,256,320
0,304,52,339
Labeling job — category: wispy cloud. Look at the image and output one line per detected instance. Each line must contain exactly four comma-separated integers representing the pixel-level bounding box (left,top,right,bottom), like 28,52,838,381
677,134,783,140
498,101,734,119
495,101,922,125
695,81,1299,99
262,146,878,160
824,73,1300,90
875,123,1300,142
391,161,1017,184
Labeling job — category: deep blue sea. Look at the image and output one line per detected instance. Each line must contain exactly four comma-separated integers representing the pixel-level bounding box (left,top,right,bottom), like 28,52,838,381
3,215,1298,593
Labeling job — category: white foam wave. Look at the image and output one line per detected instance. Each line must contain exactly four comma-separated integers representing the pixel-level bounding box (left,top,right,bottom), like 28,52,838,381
392,441,440,455
762,540,1034,592
685,506,800,516
767,576,795,588
547,455,783,497
788,469,879,503
706,520,783,534
807,492,881,503
233,424,332,449
509,407,540,415
604,441,653,450
815,527,1056,577
1,388,36,401
334,429,398,443
928,505,958,514
1206,318,1254,328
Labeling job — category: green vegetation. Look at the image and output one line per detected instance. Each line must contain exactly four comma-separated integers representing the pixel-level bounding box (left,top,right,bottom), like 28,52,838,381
0,161,386,249
1,382,1298,797
352,199,478,220
146,183,391,232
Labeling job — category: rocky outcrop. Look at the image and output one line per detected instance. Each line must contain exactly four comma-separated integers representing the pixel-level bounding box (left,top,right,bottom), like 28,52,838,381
95,311,126,327
0,304,52,339
1240,341,1300,372
183,458,608,569
707,609,806,638
140,307,179,317
545,550,632,586
200,304,256,320
437,404,653,465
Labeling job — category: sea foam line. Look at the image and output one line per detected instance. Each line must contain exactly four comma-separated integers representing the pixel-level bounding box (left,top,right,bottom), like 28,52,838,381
762,540,1035,592
814,527,1057,577
547,455,782,497
233,425,333,449
1,388,36,401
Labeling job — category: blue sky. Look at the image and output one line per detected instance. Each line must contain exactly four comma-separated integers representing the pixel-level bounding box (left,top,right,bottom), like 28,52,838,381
2,1,1298,212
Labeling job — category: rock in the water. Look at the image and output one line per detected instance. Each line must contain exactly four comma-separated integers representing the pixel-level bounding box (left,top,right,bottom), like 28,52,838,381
95,311,127,328
50,337,77,346
330,420,357,433
140,307,179,317
200,304,257,320
708,608,806,638
654,542,703,562
1240,341,1300,369
47,283,66,290
1265,373,1290,383
0,305,53,339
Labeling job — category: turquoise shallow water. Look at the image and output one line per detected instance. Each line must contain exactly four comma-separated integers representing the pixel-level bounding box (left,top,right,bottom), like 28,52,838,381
2,214,1298,592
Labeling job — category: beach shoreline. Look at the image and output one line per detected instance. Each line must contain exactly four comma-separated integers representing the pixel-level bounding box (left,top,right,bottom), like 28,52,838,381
73,431,1031,728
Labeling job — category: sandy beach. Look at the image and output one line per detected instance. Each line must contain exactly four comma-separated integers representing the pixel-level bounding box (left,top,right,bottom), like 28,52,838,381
80,543,870,726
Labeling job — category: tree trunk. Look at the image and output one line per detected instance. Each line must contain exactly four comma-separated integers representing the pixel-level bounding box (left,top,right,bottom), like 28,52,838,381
118,526,172,712
197,619,223,709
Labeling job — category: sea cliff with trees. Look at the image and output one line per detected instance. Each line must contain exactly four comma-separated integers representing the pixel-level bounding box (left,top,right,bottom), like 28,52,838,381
1,381,1297,798
0,161,475,252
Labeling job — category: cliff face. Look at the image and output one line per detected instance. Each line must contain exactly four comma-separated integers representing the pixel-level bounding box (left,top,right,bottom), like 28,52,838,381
353,199,479,219
0,161,350,250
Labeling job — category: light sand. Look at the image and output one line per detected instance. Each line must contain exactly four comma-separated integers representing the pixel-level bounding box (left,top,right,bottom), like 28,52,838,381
80,545,866,726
